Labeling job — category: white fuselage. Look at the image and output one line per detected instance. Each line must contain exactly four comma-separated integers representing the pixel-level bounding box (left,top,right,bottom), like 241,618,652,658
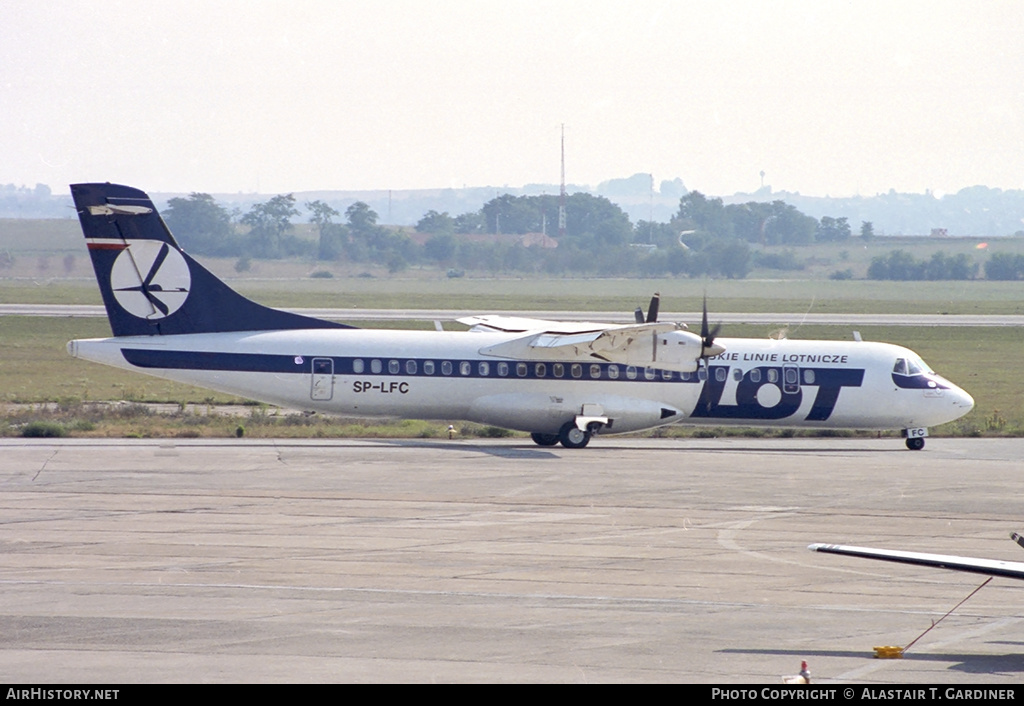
68,327,974,435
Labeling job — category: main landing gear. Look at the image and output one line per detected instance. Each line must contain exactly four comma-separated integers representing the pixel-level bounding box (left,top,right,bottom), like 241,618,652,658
558,421,591,449
530,432,559,447
531,420,604,449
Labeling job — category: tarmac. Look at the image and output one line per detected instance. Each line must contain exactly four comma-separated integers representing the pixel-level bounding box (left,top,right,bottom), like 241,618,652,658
1,437,1023,683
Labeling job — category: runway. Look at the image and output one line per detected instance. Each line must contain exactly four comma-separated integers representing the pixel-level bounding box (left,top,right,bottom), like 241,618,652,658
2,437,1023,683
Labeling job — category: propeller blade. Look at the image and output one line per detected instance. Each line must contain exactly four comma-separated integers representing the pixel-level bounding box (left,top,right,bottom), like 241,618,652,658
701,295,710,343
646,293,660,323
700,294,724,357
634,307,645,324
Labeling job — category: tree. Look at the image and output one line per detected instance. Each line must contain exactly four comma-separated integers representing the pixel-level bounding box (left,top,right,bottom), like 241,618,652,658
674,191,733,240
453,210,485,234
860,221,874,241
345,201,418,268
241,194,300,258
164,193,238,256
306,200,346,260
816,216,851,242
867,250,921,280
346,201,379,234
563,193,632,247
764,201,816,245
984,252,1024,280
424,233,458,263
415,210,455,235
481,194,542,234
632,220,679,247
706,239,751,279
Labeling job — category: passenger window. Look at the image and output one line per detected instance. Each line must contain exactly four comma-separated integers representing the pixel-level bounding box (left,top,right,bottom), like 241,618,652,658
389,360,400,375
478,362,489,376
785,367,798,385
767,369,778,383
552,363,564,378
371,359,382,374
441,361,453,375
733,368,743,381
644,367,656,380
460,361,472,376
803,369,815,385
661,369,673,380
517,362,528,377
590,364,601,379
535,363,546,377
353,359,365,374
715,367,727,382
608,365,619,380
497,362,509,377
405,360,417,375
571,364,583,379
626,366,637,380
423,360,435,375
750,369,761,383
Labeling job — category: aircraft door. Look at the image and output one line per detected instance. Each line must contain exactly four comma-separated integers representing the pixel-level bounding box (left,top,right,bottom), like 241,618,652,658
310,357,335,401
782,364,800,395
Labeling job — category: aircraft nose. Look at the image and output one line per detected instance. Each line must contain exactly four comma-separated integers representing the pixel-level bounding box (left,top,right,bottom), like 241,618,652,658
954,385,975,413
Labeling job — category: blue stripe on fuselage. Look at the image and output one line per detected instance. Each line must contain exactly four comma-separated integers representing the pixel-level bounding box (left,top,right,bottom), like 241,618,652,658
120,349,866,396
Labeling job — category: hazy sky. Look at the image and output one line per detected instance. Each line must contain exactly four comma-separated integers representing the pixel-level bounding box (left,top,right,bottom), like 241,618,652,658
3,0,1022,198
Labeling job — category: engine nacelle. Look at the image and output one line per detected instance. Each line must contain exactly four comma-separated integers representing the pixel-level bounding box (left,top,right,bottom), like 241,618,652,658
648,329,705,372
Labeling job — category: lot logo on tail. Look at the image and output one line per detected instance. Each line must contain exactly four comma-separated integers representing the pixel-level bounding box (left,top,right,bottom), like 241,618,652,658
110,241,190,319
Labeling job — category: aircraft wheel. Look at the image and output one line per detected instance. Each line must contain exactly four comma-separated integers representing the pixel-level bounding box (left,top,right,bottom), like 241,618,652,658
531,432,560,447
906,437,925,451
559,421,591,449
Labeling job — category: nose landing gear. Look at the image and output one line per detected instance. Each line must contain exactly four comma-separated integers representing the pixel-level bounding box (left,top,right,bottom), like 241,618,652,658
903,428,928,450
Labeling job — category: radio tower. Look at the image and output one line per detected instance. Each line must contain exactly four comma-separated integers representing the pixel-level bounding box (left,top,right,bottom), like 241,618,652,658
559,123,567,238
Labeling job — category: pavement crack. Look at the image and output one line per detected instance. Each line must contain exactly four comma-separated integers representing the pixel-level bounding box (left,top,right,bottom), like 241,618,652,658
32,450,57,482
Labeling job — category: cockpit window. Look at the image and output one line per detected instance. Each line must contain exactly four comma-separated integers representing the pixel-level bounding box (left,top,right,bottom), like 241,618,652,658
894,355,931,376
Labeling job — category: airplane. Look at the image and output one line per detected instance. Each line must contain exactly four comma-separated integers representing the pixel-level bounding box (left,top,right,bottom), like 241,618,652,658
809,534,1024,581
66,183,975,450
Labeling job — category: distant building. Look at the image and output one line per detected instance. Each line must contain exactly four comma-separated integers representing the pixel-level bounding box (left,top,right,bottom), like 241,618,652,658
930,228,949,237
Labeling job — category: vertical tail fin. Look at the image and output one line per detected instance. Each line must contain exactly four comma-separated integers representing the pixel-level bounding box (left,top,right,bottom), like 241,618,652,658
71,183,349,337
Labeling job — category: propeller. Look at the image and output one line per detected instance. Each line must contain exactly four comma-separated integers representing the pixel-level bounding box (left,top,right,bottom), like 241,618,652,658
635,292,660,324
700,294,724,359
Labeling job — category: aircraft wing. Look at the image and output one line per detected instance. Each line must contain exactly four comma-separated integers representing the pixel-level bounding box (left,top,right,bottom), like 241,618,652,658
809,542,1024,581
462,318,707,371
457,314,612,335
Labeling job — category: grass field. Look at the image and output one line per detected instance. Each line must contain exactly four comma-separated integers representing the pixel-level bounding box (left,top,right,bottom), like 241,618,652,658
1,217,1021,438
3,275,1024,316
